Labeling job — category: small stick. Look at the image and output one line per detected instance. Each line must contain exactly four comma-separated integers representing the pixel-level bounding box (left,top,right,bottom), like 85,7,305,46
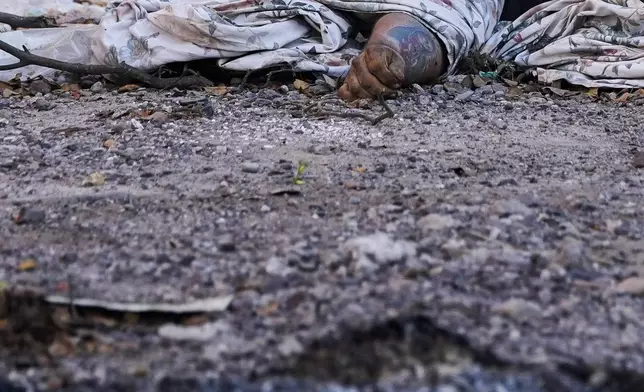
263,68,295,87
293,92,395,125
370,91,395,125
0,40,212,89
233,69,255,91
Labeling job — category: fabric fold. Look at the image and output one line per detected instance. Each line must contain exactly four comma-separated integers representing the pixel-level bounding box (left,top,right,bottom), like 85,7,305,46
2,0,644,88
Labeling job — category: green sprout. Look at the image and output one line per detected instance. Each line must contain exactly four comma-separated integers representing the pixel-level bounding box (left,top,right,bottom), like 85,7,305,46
292,160,308,185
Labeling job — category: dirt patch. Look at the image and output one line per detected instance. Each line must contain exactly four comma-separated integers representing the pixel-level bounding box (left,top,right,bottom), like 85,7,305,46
1,81,644,390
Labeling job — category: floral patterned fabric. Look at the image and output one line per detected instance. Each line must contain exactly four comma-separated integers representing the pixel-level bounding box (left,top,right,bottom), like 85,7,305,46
484,0,644,88
1,0,644,88
0,0,105,31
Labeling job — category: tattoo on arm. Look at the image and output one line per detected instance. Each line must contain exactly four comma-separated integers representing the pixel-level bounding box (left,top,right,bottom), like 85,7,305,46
382,23,445,85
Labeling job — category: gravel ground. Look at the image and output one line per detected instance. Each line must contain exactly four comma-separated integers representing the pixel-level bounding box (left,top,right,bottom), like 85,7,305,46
1,79,644,391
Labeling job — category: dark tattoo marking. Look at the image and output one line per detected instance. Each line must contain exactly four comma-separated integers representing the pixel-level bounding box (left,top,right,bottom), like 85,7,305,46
385,25,444,85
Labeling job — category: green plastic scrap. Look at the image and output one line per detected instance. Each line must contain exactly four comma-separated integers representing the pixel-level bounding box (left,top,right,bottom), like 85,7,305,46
479,71,498,79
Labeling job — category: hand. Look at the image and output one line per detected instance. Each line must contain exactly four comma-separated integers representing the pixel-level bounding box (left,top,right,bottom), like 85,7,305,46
338,43,405,102
337,13,447,102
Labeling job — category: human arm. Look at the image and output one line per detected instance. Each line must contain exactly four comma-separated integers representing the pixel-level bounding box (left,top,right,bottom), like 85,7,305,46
338,12,447,101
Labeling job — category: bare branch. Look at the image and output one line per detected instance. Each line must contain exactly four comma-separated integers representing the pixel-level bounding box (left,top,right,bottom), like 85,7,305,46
288,92,395,125
0,40,213,89
371,92,395,125
0,11,58,29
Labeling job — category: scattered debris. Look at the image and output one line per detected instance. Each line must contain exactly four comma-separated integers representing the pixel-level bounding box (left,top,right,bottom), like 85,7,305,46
493,298,542,323
417,214,458,232
277,336,304,356
265,256,294,277
103,139,116,149
147,111,168,125
341,232,417,271
45,294,234,314
82,172,105,187
613,277,644,296
293,79,309,91
158,322,224,342
17,258,37,271
241,161,261,173
12,207,46,225
290,92,394,125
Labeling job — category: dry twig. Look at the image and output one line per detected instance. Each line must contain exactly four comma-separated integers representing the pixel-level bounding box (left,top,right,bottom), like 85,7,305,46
290,92,395,125
232,65,296,91
371,92,395,125
0,40,213,89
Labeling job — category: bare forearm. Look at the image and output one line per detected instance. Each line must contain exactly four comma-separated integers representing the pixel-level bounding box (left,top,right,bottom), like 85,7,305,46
367,13,447,86
338,12,448,101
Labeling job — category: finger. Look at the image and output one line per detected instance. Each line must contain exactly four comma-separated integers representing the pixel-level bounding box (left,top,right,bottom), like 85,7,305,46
337,66,363,101
364,45,405,88
344,69,374,100
349,55,395,98
337,83,355,101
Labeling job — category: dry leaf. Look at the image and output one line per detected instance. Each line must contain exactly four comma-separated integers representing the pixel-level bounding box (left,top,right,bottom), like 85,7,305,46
256,301,279,316
182,315,209,326
103,139,116,149
131,364,149,377
586,88,599,98
87,313,118,328
59,83,79,92
615,92,630,103
137,109,154,119
293,79,310,91
354,166,367,173
83,172,105,187
204,85,229,96
48,336,74,357
0,81,14,90
344,182,357,189
17,258,37,271
118,84,139,93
